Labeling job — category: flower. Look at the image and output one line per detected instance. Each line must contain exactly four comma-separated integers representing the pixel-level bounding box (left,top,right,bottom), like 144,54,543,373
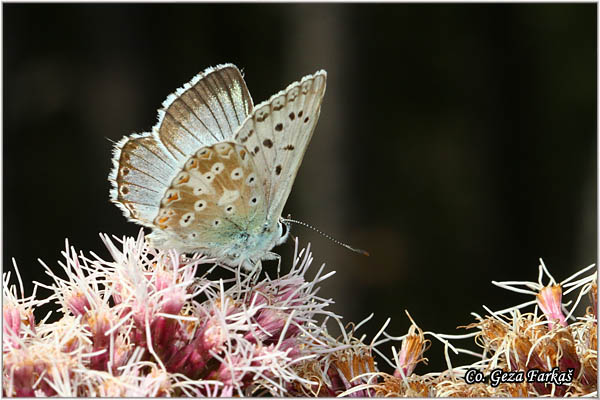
537,285,567,329
393,312,430,379
2,233,597,397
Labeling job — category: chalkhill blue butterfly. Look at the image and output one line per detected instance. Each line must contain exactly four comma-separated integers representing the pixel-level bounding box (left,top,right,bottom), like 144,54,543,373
109,64,326,269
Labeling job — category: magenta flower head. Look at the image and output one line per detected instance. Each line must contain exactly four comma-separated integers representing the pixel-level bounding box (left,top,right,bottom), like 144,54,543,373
3,233,597,397
3,286,34,350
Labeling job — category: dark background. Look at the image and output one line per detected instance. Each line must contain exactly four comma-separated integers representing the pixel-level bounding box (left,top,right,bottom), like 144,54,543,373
3,4,597,373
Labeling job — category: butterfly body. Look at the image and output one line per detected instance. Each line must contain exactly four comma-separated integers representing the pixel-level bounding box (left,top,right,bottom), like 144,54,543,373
147,218,284,269
109,64,326,268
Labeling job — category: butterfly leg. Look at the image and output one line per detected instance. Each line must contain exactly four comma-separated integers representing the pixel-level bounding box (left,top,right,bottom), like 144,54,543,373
242,260,262,287
274,253,282,279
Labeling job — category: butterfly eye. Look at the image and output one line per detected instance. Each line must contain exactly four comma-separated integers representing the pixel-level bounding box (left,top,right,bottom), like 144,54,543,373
249,196,259,206
215,143,230,153
175,172,190,185
256,106,269,122
211,162,224,174
273,95,285,111
195,200,207,211
231,168,243,180
163,189,180,205
225,205,235,214
213,219,221,227
186,158,198,170
197,148,212,159
179,212,195,227
302,81,311,94
155,211,169,223
288,87,299,101
155,208,175,227
246,173,256,186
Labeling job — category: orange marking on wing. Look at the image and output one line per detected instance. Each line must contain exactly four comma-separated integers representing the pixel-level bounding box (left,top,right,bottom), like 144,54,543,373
166,193,179,203
199,151,212,160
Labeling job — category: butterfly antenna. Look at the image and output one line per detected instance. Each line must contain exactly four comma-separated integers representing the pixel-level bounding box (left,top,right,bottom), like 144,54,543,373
282,217,369,256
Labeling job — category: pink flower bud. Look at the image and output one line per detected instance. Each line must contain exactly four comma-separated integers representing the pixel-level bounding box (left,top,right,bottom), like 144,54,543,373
537,285,567,329
3,306,22,347
66,291,90,317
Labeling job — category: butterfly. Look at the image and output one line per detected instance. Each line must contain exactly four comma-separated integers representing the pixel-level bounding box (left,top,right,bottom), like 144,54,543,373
109,64,327,269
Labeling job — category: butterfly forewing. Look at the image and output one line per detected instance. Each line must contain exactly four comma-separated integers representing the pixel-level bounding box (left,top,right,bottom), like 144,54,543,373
110,134,179,226
155,64,253,163
110,64,253,226
233,71,327,221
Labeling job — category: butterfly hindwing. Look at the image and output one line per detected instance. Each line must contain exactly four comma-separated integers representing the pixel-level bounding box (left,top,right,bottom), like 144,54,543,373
110,64,253,227
147,142,268,253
